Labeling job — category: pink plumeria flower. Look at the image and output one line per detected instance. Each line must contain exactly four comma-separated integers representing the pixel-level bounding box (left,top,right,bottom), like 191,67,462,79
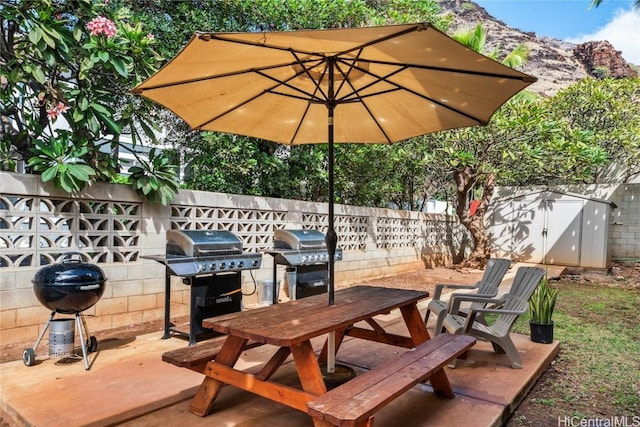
56,102,70,114
146,33,155,41
47,102,70,121
86,16,118,38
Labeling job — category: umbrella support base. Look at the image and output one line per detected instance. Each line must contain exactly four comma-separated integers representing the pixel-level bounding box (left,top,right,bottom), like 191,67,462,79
320,363,356,390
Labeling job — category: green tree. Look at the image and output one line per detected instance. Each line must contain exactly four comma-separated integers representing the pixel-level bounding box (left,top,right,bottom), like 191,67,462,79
423,24,621,267
426,23,533,267
421,91,609,267
333,142,437,210
547,77,640,183
182,133,328,200
1,0,177,204
453,23,529,68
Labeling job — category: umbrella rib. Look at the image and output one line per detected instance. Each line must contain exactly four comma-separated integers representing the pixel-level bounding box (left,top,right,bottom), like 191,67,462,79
289,49,331,103
194,56,329,129
365,58,536,82
334,59,493,124
332,52,395,143
254,68,326,104
324,23,534,84
332,49,368,102
311,23,532,83
290,101,314,144
329,23,428,59
133,47,323,92
193,74,307,129
201,26,423,62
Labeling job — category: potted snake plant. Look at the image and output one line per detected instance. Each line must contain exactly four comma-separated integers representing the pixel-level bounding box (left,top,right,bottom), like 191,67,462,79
528,277,558,344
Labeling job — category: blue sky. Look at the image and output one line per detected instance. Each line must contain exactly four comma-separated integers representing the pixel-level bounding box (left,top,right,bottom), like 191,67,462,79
473,0,640,64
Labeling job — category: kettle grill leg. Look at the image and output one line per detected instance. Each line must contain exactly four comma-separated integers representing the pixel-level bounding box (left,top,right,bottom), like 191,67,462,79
76,313,91,370
22,311,56,366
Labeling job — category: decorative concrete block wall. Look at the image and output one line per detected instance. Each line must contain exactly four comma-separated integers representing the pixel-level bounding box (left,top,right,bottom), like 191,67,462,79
0,172,467,347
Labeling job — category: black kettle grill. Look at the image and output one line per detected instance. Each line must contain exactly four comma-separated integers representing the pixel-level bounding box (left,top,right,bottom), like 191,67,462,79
23,252,107,370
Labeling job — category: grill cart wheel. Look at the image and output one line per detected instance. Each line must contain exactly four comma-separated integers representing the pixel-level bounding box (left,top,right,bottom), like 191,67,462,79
87,336,98,353
22,348,36,366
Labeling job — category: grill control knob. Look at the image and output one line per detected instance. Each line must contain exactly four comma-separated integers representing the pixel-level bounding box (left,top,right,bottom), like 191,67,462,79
238,261,244,268
220,262,226,270
210,263,217,271
229,261,236,269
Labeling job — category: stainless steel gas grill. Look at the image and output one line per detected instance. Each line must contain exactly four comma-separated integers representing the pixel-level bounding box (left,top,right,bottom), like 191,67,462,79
144,229,262,345
266,229,342,302
165,230,262,276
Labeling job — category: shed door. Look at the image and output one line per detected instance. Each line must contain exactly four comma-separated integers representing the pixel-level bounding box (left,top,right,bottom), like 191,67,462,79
543,200,582,266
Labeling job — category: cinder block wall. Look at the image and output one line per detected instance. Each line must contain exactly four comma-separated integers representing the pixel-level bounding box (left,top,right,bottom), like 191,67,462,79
610,184,640,260
0,172,467,347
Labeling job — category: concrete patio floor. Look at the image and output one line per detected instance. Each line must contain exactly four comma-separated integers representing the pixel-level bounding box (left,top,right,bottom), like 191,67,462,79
1,294,559,427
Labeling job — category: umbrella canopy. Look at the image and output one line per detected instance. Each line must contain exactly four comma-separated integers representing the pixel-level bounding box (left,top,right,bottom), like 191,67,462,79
133,23,535,144
133,22,536,306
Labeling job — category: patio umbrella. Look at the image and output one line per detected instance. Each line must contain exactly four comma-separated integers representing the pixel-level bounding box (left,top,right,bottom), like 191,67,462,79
133,22,536,371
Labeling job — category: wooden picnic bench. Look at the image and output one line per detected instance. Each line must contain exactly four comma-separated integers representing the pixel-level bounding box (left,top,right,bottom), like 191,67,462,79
164,286,472,426
307,333,476,427
162,335,262,373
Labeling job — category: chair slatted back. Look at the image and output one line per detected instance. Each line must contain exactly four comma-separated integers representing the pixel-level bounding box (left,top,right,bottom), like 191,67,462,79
493,266,545,335
469,258,512,310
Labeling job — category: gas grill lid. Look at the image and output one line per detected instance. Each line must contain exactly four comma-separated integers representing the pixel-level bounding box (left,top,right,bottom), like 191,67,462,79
273,229,326,250
166,229,243,257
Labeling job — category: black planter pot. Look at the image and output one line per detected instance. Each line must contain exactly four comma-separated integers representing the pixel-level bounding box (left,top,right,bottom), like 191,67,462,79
530,321,554,344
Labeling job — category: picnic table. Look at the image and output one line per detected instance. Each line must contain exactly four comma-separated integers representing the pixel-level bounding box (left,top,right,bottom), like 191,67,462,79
167,285,475,426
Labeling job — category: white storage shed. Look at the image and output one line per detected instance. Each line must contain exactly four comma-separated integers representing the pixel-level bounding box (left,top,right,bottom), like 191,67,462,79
488,189,617,268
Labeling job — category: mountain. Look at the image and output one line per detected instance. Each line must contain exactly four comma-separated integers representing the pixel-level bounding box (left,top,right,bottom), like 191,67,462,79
436,0,638,96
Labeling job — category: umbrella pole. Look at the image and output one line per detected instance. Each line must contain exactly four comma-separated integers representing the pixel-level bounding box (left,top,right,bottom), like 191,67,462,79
327,128,337,374
326,59,337,308
326,61,337,374
326,104,337,374
327,120,336,307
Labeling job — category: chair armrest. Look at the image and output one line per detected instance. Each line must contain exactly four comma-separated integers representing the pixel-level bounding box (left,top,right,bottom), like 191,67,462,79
462,306,526,332
468,307,526,316
432,282,479,300
462,292,495,299
448,294,505,315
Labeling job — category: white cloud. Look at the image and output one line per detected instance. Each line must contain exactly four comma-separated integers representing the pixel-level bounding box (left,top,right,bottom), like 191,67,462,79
566,8,640,65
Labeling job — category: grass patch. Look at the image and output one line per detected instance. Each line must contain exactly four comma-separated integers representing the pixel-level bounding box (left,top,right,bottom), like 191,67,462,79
511,281,640,418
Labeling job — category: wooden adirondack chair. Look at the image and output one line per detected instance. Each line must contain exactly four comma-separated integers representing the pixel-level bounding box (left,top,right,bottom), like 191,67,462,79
424,258,511,334
438,266,546,369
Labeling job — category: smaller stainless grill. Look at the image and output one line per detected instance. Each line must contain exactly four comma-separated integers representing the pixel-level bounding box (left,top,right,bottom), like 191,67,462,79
267,229,342,301
272,229,342,266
